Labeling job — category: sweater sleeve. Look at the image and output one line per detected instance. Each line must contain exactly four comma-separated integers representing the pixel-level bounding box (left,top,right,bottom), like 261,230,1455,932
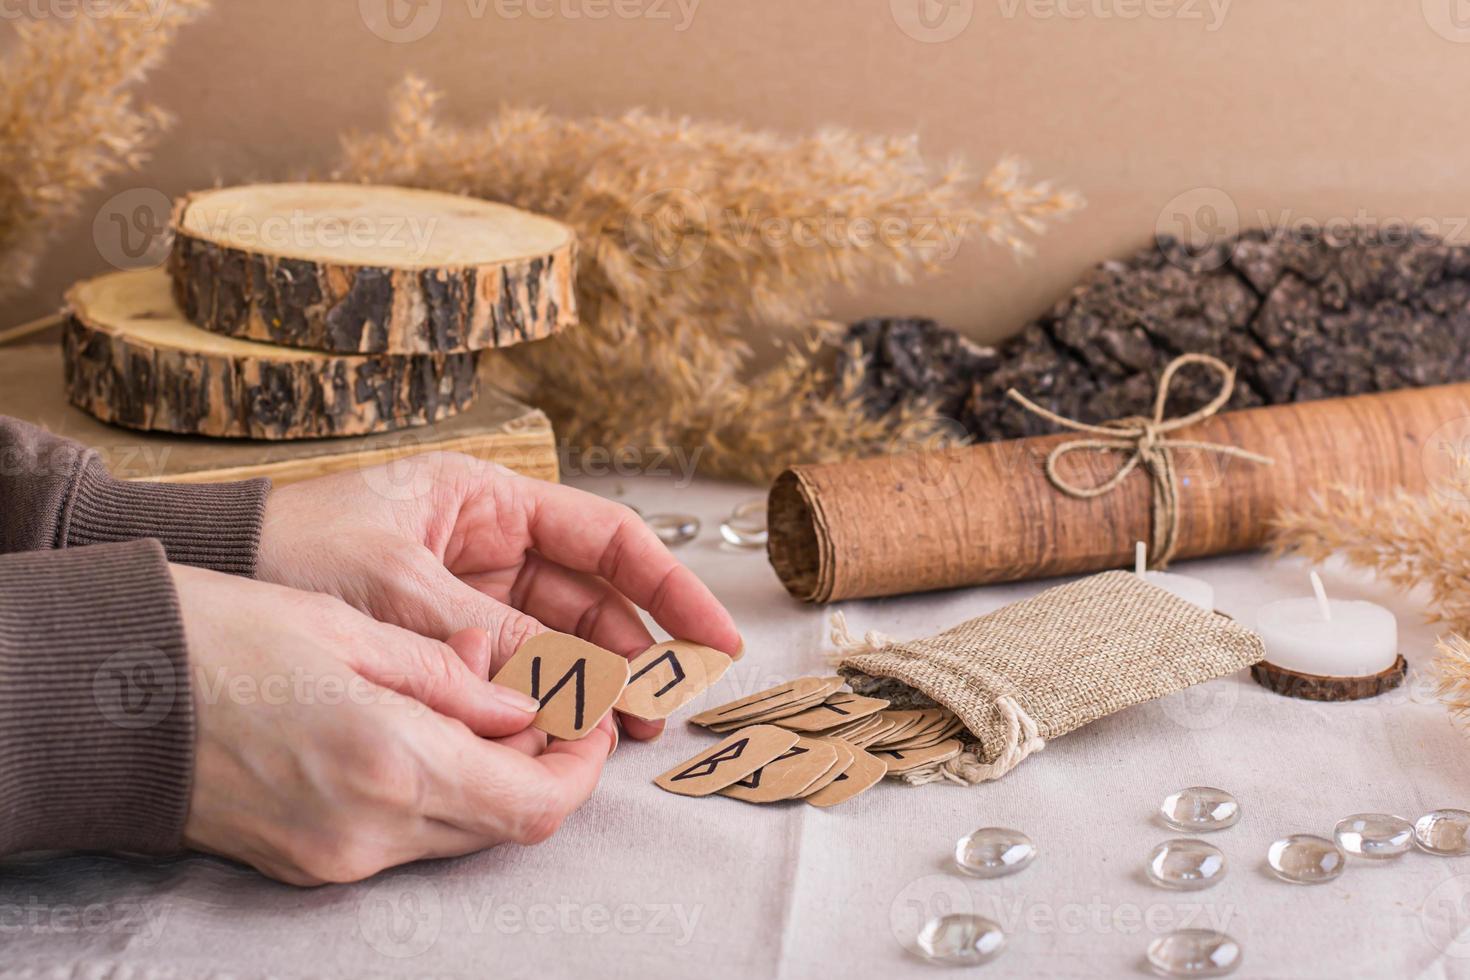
0,415,269,574
0,539,194,855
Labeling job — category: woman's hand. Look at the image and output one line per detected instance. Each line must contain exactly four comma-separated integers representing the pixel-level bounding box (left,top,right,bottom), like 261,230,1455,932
174,563,613,886
255,452,742,740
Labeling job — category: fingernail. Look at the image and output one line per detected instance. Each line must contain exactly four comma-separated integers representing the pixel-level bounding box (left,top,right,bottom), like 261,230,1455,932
491,684,541,714
607,725,619,757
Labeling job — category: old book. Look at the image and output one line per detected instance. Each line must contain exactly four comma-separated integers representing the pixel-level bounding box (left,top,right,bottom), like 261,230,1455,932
0,344,557,486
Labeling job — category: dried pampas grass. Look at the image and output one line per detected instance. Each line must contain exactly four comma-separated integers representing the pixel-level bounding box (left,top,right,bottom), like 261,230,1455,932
0,1,208,299
1270,451,1470,717
337,77,1081,481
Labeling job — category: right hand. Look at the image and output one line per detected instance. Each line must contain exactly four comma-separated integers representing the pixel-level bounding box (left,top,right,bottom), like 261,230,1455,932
172,563,614,886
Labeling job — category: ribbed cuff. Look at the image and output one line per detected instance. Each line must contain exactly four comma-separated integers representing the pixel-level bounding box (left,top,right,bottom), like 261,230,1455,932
62,455,269,576
0,540,193,855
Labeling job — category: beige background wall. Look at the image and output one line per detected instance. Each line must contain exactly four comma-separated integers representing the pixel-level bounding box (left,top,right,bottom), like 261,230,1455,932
13,0,1470,345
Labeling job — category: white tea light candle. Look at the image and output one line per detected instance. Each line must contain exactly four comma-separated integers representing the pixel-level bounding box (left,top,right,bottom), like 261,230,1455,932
1255,573,1398,678
1134,542,1215,612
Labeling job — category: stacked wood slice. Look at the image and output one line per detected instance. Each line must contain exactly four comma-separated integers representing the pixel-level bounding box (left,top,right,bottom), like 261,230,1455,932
62,183,578,440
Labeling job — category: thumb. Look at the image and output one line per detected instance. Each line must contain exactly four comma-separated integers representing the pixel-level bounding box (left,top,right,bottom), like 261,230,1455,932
377,551,548,675
352,622,542,739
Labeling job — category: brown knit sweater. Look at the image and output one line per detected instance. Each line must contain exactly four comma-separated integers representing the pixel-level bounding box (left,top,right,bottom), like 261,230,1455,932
0,416,269,856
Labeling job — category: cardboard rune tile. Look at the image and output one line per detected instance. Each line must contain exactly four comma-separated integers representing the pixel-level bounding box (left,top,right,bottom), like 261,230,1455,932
795,738,856,799
719,737,840,804
616,640,733,721
710,689,833,730
884,715,967,751
776,694,890,732
492,632,631,740
688,677,843,728
872,739,963,774
869,709,948,748
805,747,887,808
654,726,800,797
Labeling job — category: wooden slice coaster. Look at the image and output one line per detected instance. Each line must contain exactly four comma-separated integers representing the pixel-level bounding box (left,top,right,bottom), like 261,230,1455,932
1249,655,1408,702
63,269,479,440
169,183,578,354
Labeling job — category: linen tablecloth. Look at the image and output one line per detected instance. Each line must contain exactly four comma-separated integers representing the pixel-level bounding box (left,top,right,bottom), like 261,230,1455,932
4,473,1469,979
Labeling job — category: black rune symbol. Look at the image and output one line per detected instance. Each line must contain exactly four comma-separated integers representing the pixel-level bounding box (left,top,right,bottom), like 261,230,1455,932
672,738,749,781
733,746,808,789
629,649,686,698
530,656,588,730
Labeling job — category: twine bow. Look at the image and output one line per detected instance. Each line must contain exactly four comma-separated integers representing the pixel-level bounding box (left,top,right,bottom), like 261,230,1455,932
1005,353,1273,568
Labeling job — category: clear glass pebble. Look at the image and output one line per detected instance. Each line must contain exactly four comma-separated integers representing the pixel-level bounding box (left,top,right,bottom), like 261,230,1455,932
645,513,699,546
915,914,1006,966
1159,786,1240,832
1146,929,1242,978
1266,834,1345,884
1334,813,1413,859
719,499,768,549
954,828,1036,878
1146,839,1226,890
1416,809,1470,856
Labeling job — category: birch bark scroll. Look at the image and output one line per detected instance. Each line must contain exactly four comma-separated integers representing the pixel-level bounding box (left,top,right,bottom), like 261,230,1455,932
168,183,577,354
767,382,1470,602
63,268,479,440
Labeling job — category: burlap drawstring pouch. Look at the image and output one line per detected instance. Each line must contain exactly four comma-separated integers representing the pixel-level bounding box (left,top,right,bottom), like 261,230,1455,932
833,571,1265,786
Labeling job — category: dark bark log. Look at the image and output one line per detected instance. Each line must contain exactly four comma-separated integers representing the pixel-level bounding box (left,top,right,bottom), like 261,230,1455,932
63,270,480,440
1250,656,1407,702
167,185,577,355
837,227,1470,439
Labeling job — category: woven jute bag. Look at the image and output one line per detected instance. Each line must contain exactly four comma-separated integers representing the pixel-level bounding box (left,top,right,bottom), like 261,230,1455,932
836,571,1265,785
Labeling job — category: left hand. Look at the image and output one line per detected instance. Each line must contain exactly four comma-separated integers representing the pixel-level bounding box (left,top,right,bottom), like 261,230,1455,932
255,452,742,740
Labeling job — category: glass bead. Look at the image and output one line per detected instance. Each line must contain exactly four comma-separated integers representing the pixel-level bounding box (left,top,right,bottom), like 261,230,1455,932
645,513,699,546
1146,929,1242,977
954,828,1036,878
1415,809,1470,856
915,914,1006,967
1266,834,1345,884
1159,786,1240,832
719,498,768,549
1146,839,1226,890
1333,813,1413,859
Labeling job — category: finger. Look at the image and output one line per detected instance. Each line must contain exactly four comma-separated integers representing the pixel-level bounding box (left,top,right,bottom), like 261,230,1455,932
445,626,494,678
504,553,655,659
494,727,549,756
536,723,616,816
352,623,541,739
497,554,665,741
445,629,561,751
380,546,548,657
496,478,742,656
427,723,612,845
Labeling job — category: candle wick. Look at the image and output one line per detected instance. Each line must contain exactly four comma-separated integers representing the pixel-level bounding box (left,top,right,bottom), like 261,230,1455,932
1136,541,1147,577
1310,571,1333,622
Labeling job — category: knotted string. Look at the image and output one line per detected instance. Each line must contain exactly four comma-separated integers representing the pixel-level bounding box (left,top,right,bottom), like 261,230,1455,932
1005,353,1274,567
